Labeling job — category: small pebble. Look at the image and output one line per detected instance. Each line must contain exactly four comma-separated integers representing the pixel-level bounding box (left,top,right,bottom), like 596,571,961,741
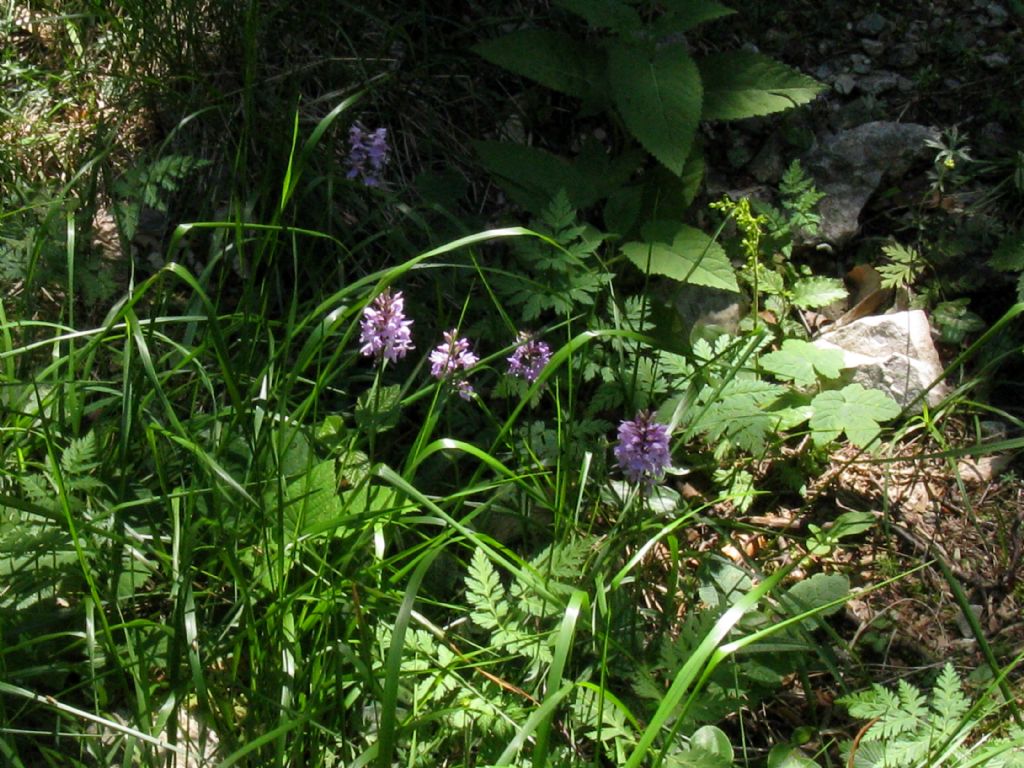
855,12,887,36
850,53,872,74
858,71,901,95
861,38,885,58
833,73,856,95
889,43,919,68
981,51,1010,68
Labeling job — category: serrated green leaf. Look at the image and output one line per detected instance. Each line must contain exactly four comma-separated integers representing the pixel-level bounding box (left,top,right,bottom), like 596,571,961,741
553,0,642,32
791,275,847,309
696,378,785,455
474,140,636,215
655,0,736,34
61,432,99,476
810,384,900,447
354,383,402,433
932,663,970,724
466,547,508,631
474,141,586,214
992,230,1024,272
933,298,986,345
678,142,706,207
609,42,702,175
474,29,602,100
773,404,814,431
761,339,844,386
699,51,824,121
622,221,738,291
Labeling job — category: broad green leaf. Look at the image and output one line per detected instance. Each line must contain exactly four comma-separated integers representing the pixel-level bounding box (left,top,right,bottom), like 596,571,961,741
473,29,600,100
991,230,1024,271
691,725,734,762
933,298,986,345
622,221,738,291
655,0,736,34
574,138,644,202
780,572,850,629
608,42,702,175
810,383,900,447
355,383,402,433
605,145,705,236
761,338,843,386
553,0,641,32
696,378,786,455
604,185,645,236
829,511,876,539
767,745,820,768
791,275,847,309
773,404,814,431
474,140,634,214
678,141,706,207
474,141,585,214
698,51,824,121
282,459,343,537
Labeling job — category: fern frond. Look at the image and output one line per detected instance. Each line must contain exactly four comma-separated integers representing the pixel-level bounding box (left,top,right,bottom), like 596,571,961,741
466,547,509,632
60,432,99,477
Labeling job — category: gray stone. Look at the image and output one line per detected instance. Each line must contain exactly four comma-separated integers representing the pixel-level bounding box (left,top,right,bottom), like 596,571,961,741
984,2,1009,26
833,73,857,95
850,53,873,74
856,12,887,35
861,38,885,58
812,310,949,410
982,52,1010,68
749,133,787,183
888,43,920,68
858,71,902,95
666,282,747,345
800,122,940,245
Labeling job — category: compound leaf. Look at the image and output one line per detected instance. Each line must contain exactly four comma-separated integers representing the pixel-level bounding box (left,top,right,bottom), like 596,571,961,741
697,378,785,455
791,275,847,309
932,663,970,725
466,547,508,631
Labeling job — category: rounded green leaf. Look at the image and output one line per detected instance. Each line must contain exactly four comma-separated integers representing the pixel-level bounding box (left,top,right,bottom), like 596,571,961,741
609,42,702,175
810,383,901,447
767,745,821,768
761,339,843,386
691,724,734,762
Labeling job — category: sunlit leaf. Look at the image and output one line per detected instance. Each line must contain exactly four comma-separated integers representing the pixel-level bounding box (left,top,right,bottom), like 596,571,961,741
609,42,702,175
810,383,900,447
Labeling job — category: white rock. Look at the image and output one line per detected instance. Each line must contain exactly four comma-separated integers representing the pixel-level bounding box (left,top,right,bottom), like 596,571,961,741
812,310,948,409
